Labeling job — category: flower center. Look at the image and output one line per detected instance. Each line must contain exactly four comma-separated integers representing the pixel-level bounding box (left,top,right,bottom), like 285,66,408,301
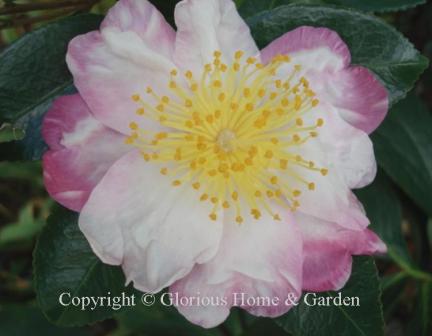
126,50,328,223
216,129,236,153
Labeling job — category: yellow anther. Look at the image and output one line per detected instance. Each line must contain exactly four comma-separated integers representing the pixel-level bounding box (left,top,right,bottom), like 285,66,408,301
293,190,302,197
172,180,182,186
222,201,230,209
296,118,304,126
317,118,324,127
160,168,168,175
156,104,165,112
310,131,318,137
161,96,170,104
236,216,244,224
258,89,266,98
136,108,145,115
308,182,316,191
245,103,254,112
200,194,209,201
271,138,279,144
213,80,222,88
218,93,226,102
270,176,278,184
293,134,301,142
146,87,153,94
265,150,274,159
233,63,240,71
205,64,212,72
266,190,274,198
246,57,256,64
254,190,262,197
243,88,251,97
235,50,244,59
273,214,281,221
211,197,219,204
129,122,138,130
280,159,288,169
214,50,222,58
320,168,329,176
294,64,302,71
170,69,178,76
131,94,140,102
209,213,217,221
232,191,239,201
169,81,177,89
312,99,319,107
191,83,198,91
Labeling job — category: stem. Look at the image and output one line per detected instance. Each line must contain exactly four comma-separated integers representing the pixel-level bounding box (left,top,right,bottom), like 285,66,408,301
218,324,231,336
388,247,432,282
0,0,98,15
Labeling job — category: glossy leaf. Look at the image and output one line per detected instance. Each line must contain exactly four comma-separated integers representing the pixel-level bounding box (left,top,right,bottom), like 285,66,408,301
246,4,429,105
33,206,137,327
0,305,89,336
239,0,427,17
372,95,432,216
276,257,384,336
0,14,101,160
355,171,409,262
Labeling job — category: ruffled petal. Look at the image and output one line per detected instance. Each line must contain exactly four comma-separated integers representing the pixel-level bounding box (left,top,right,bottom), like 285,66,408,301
42,94,130,211
298,213,386,291
174,0,259,72
260,26,388,133
317,104,377,189
67,0,176,134
78,150,223,292
170,209,302,328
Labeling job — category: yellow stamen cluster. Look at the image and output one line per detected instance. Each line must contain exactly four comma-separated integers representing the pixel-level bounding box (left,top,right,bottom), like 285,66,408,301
126,50,327,223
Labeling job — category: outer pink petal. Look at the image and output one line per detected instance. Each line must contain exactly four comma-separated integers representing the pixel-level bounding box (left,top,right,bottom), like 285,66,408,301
42,94,130,211
260,26,388,134
170,209,302,328
78,150,223,292
298,213,386,292
174,0,259,72
67,0,176,134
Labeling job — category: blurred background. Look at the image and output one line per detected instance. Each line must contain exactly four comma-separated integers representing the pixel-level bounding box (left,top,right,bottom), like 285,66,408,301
0,0,431,335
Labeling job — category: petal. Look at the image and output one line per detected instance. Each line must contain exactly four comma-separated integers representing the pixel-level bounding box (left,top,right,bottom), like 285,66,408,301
174,0,259,72
42,94,130,211
78,150,223,292
260,26,388,133
67,0,176,134
170,209,302,328
318,104,377,189
298,213,386,291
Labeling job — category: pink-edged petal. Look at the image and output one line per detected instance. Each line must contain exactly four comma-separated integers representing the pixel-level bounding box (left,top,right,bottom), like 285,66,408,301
298,213,386,291
170,209,302,328
174,0,259,72
260,26,388,133
42,94,130,211
101,0,175,58
67,0,176,134
78,150,223,292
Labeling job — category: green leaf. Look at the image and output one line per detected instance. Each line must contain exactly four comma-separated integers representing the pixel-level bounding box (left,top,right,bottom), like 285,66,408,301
0,305,90,336
33,205,137,327
0,14,101,160
239,0,427,17
0,201,49,247
246,4,428,105
115,298,219,336
0,123,24,143
355,171,409,262
276,257,384,336
372,94,432,216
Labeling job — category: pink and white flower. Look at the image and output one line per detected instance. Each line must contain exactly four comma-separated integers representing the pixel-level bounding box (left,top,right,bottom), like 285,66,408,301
42,0,388,328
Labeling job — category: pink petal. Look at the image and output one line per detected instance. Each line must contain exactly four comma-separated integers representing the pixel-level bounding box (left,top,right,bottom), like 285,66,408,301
298,213,386,291
260,26,388,133
78,150,223,292
67,0,176,134
42,94,130,211
174,0,259,72
170,209,302,328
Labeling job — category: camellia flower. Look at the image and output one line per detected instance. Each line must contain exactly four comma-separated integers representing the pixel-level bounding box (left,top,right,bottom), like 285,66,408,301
42,0,388,328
